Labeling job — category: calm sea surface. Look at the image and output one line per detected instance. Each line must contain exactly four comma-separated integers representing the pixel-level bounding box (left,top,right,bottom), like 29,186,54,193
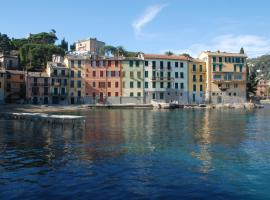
1,106,270,200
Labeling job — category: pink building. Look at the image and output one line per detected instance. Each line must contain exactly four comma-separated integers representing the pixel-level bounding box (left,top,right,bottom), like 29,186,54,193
256,79,270,99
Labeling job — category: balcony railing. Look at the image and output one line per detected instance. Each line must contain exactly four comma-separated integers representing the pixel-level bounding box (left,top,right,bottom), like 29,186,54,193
151,77,174,81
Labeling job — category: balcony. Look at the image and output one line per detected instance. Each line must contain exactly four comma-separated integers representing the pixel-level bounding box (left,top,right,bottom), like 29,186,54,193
151,77,174,82
31,83,50,87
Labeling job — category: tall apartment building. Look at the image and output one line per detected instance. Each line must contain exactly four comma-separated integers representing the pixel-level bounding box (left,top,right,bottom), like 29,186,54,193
65,55,86,104
75,38,105,55
198,51,247,104
48,57,70,104
142,54,189,104
85,58,122,104
188,58,206,104
0,69,5,104
121,58,144,104
256,79,270,99
26,71,50,104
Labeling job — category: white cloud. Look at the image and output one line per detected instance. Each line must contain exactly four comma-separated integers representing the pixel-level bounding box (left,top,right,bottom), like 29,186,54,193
163,34,270,58
132,4,167,38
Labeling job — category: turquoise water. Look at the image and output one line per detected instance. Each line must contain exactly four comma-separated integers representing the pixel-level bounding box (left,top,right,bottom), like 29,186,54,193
1,107,270,199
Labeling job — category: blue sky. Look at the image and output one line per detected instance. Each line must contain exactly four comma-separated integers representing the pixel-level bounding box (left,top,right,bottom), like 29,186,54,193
1,0,270,57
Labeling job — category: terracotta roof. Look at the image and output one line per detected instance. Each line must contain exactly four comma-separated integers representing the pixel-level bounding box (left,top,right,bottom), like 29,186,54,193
143,54,189,60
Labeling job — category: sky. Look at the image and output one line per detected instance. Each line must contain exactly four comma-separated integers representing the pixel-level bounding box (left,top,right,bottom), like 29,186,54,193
1,0,270,58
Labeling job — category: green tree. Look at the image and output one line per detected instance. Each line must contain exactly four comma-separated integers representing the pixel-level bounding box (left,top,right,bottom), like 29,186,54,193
180,53,191,58
70,43,76,51
164,51,174,56
59,38,68,51
246,65,259,100
0,33,13,52
240,47,245,54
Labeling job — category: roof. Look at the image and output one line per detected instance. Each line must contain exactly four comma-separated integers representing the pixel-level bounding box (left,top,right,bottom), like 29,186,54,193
27,72,50,78
143,54,189,60
5,70,25,75
199,51,247,57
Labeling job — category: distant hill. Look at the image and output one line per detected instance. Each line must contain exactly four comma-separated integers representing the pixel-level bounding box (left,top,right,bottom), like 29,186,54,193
248,55,270,79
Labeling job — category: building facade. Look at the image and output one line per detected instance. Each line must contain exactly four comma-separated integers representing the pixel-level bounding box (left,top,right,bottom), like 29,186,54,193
142,54,189,104
48,57,70,104
85,58,122,104
0,69,5,104
75,38,105,55
199,51,247,104
5,70,26,103
0,52,20,70
121,58,144,104
188,58,206,104
26,71,50,104
256,79,270,99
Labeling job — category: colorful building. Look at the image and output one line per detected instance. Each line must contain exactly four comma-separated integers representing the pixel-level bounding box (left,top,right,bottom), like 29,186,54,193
85,58,122,104
256,79,270,99
188,58,206,104
121,57,144,104
5,70,26,103
48,56,70,104
65,55,86,104
199,51,247,104
0,69,5,104
26,71,50,104
142,54,189,104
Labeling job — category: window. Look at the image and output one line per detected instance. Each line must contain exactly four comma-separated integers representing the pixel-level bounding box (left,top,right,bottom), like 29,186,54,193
180,62,183,68
214,74,221,80
180,83,184,89
152,93,156,99
200,84,203,91
167,61,171,69
213,57,216,62
219,57,222,62
152,61,156,69
160,92,164,100
115,92,119,96
175,83,178,89
7,74,11,79
61,70,65,76
136,61,140,67
137,71,141,78
137,92,141,97
145,61,148,66
115,82,119,88
167,82,171,89
200,75,203,82
122,81,125,88
160,71,164,78
130,71,134,78
78,60,81,67
108,60,111,67
71,60,74,68
108,82,111,88
78,71,81,78
193,75,196,82
111,71,115,77
152,71,156,78
77,90,81,97
122,71,125,77
213,64,216,72
219,64,222,72
175,62,178,67
180,72,184,78
160,82,164,88
160,61,163,69
92,82,96,87
108,92,111,97
99,82,105,88
193,84,196,91
175,72,179,78
153,82,156,88
54,69,57,76
199,65,203,72
130,81,134,88
130,92,134,97
234,93,237,96
93,71,96,77
167,72,171,79
129,60,133,67
145,82,149,88
115,61,119,67
192,64,196,72
137,81,141,88
100,71,104,77
234,84,238,88
145,71,148,78
70,80,74,88
77,80,81,88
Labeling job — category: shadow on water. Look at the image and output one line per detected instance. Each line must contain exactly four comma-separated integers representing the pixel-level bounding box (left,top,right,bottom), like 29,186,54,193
0,108,270,199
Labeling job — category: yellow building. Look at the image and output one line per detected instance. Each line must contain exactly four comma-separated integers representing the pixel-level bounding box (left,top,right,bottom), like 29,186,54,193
188,58,206,104
75,38,105,55
121,58,144,104
198,51,247,104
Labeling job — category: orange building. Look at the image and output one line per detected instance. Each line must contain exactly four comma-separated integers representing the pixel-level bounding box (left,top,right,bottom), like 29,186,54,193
5,70,26,103
85,58,122,104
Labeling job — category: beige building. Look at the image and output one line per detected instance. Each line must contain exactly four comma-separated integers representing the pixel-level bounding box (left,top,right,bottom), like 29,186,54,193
75,38,105,55
0,52,20,70
198,51,247,104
